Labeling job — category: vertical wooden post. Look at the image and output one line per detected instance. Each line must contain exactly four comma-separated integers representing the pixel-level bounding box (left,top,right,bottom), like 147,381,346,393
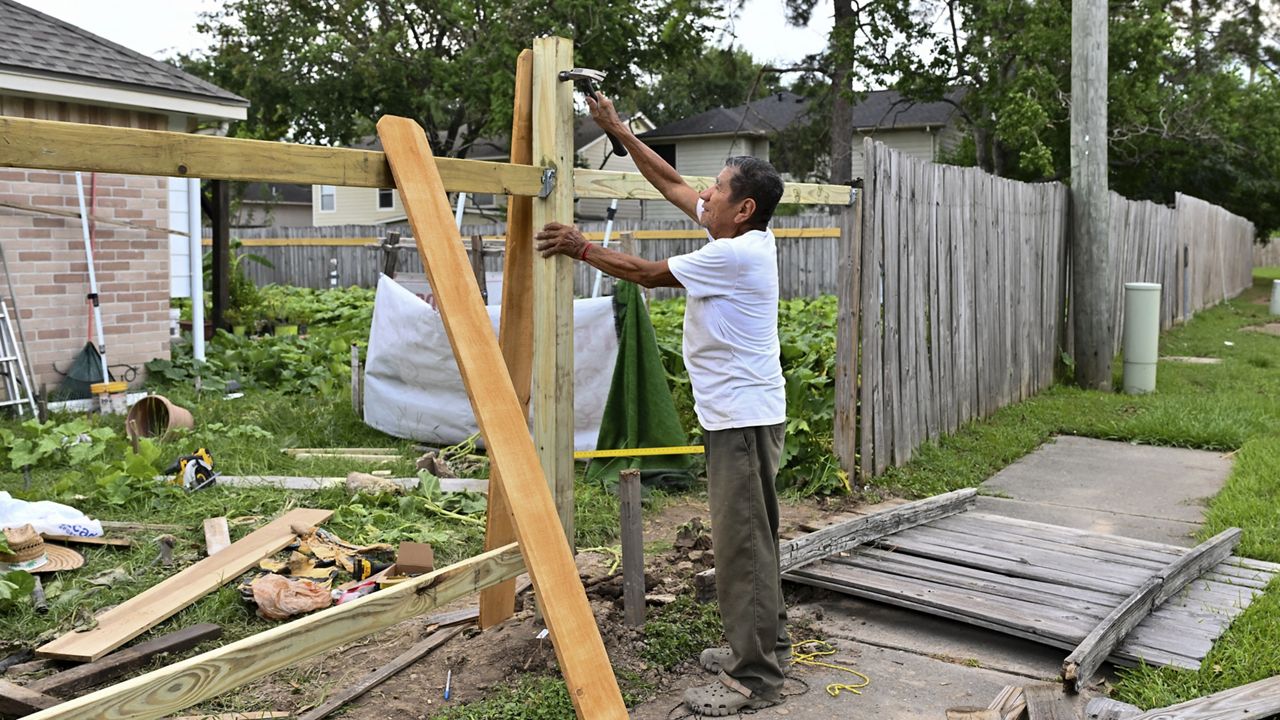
834,190,862,477
531,36,576,548
479,47,534,630
1070,0,1113,389
619,468,645,627
210,179,231,329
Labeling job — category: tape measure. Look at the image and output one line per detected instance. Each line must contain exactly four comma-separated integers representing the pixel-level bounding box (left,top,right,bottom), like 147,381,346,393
573,445,705,460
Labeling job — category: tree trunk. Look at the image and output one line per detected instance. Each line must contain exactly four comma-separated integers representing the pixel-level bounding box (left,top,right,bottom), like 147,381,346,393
829,0,856,185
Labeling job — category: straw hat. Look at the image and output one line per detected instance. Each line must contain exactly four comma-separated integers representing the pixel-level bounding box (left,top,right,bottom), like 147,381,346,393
0,525,84,573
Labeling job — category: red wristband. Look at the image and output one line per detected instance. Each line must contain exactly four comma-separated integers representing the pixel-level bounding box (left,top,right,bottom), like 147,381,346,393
579,243,591,261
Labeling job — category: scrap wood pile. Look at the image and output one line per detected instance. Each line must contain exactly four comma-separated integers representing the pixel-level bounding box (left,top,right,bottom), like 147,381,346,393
0,500,460,720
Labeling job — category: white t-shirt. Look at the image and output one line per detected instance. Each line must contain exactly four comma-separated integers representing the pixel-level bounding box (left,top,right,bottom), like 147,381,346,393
667,227,786,431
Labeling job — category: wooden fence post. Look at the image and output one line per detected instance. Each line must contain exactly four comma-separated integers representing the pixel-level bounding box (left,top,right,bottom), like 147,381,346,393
619,468,645,627
531,36,577,547
834,191,861,478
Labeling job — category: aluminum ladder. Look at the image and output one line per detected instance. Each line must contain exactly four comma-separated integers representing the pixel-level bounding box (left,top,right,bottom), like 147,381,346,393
0,298,37,416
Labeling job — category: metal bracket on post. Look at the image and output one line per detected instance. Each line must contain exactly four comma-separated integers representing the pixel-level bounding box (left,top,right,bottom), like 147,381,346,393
380,231,402,278
539,168,556,199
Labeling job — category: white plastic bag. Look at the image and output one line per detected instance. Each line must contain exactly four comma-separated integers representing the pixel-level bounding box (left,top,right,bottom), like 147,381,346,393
362,275,618,450
0,491,104,537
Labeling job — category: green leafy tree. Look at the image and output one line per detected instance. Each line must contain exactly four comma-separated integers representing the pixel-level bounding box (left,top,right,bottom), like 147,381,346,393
625,46,781,127
184,0,727,155
780,0,1280,233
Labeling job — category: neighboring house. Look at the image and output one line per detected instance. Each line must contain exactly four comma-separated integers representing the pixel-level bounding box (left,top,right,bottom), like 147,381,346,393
573,113,655,222
638,92,808,221
849,88,968,180
0,0,247,391
311,113,655,227
236,183,312,230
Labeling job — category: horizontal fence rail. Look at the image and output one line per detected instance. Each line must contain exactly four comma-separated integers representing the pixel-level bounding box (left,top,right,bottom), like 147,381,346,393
221,215,845,299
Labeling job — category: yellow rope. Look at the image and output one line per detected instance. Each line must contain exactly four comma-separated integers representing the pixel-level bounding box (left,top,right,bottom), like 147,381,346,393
789,639,871,698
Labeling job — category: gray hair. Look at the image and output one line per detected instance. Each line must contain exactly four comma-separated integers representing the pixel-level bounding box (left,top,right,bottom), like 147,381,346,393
724,156,784,229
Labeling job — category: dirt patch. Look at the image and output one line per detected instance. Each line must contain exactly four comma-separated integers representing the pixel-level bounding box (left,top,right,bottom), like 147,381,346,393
230,492,872,718
1241,322,1280,336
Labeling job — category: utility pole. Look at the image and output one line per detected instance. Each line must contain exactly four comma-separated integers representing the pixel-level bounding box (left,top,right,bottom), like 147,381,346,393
1070,0,1113,389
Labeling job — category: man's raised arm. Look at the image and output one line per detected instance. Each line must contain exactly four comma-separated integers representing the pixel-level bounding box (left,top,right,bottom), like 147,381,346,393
587,93,699,222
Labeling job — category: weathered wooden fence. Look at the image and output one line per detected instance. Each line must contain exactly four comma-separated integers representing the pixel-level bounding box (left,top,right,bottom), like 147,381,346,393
224,215,842,300
838,142,1257,478
1254,240,1280,267
845,141,1070,475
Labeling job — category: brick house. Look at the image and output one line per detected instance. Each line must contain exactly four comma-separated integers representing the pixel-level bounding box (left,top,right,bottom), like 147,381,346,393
0,0,247,393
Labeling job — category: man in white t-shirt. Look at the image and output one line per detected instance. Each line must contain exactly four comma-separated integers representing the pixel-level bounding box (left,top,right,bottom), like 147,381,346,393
536,92,789,715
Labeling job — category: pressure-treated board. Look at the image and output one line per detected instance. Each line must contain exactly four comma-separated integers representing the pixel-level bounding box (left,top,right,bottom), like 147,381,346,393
530,36,577,545
376,114,626,719
0,116,544,195
574,169,853,205
37,508,332,662
480,47,535,630
22,544,524,720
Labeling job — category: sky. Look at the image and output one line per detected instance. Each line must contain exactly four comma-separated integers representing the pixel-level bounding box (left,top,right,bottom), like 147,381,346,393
14,0,834,66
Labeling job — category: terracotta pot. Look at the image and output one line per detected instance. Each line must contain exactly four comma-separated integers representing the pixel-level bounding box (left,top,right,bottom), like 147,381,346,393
126,394,194,439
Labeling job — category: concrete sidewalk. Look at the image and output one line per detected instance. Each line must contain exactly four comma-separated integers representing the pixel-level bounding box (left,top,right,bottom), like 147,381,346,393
628,435,1234,719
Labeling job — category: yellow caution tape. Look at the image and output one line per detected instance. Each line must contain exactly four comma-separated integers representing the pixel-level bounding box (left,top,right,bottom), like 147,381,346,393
573,445,705,459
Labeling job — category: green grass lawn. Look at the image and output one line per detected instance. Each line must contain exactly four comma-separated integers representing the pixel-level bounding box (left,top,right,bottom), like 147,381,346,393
865,269,1280,708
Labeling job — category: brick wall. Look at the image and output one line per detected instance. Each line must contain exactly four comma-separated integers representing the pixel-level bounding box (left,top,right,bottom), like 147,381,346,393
0,169,172,392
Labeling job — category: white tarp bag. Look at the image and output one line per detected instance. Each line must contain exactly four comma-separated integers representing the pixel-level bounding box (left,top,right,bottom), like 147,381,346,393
0,491,103,538
363,274,618,451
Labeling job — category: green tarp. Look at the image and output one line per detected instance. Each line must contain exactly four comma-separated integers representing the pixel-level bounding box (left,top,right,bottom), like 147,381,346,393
585,281,696,489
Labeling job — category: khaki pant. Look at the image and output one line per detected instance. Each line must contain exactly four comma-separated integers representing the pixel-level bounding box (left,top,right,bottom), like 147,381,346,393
704,423,789,700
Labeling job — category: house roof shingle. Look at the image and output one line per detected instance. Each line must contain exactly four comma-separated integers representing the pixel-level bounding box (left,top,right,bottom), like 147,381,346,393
848,88,967,131
640,91,811,140
0,0,247,106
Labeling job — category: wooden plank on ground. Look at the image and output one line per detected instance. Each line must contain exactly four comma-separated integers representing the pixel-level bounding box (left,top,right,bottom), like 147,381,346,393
480,47,534,631
695,489,977,593
1062,528,1241,691
0,679,58,715
1023,683,1076,720
215,476,419,492
296,625,466,720
21,543,524,720
781,489,977,571
37,508,332,662
203,518,230,556
376,112,626,718
1128,674,1280,719
41,534,132,548
28,624,223,697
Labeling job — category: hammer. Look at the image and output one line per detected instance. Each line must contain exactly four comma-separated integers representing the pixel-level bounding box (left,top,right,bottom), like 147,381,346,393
558,68,629,157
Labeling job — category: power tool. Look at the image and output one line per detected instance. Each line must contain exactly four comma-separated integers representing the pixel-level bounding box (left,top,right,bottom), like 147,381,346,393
166,448,218,491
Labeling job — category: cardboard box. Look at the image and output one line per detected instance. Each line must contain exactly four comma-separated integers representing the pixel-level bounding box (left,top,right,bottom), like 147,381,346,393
392,541,435,576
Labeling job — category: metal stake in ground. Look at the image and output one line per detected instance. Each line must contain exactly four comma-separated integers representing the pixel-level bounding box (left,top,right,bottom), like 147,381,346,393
73,171,109,384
